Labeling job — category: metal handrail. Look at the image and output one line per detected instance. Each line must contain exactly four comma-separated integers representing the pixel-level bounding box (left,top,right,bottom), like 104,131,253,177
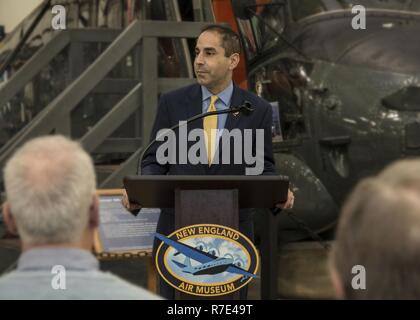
0,31,70,108
0,20,206,170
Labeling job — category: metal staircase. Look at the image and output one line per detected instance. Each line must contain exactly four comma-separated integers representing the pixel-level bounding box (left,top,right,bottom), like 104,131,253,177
0,1,214,188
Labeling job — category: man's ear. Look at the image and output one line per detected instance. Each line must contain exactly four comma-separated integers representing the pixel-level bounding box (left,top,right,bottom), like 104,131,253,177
2,202,18,235
229,53,240,70
88,194,100,229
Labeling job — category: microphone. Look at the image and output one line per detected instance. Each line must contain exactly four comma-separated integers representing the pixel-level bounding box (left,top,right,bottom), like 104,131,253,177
237,101,254,116
138,101,254,173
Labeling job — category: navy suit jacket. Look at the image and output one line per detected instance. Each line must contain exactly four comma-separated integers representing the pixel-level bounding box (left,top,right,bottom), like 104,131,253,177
139,83,276,246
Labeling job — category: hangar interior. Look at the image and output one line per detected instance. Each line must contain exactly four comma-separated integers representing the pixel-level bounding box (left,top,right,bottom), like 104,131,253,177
2,0,419,299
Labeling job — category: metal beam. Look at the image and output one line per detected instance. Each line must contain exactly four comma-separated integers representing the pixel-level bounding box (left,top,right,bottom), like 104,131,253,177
140,21,208,38
0,31,71,108
192,0,205,21
69,29,122,42
158,78,196,93
0,20,207,171
80,82,142,152
69,21,208,41
94,138,142,153
0,19,144,168
93,79,138,94
99,148,143,188
193,0,216,22
141,37,158,147
94,77,197,95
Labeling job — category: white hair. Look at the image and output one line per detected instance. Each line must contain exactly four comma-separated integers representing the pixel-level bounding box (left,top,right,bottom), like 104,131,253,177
4,135,96,246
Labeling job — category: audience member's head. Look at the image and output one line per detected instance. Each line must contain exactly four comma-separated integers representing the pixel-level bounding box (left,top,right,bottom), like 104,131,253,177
2,135,99,251
330,176,420,299
378,158,420,192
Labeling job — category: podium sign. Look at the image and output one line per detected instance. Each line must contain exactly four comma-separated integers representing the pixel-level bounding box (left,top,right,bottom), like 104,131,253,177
124,175,289,299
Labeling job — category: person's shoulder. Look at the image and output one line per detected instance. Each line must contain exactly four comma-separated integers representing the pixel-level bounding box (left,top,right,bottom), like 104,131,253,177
0,271,56,299
0,271,21,292
0,270,40,286
0,270,162,300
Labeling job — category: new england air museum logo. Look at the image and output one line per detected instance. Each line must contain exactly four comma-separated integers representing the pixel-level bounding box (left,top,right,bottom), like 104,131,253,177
155,224,259,296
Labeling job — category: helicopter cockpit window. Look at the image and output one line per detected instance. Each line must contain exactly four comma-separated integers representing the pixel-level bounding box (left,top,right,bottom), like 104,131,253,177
236,0,286,60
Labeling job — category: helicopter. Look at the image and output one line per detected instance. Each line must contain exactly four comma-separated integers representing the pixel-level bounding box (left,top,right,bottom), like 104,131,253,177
217,0,420,242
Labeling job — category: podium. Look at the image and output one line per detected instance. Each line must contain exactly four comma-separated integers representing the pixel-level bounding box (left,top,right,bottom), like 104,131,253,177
124,175,289,299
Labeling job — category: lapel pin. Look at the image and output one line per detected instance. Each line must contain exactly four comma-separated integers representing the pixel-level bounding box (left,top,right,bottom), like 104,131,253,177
233,112,240,117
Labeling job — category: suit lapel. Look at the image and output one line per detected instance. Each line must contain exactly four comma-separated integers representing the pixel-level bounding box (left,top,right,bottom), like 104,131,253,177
186,84,203,131
208,85,246,174
224,84,245,132
185,84,206,174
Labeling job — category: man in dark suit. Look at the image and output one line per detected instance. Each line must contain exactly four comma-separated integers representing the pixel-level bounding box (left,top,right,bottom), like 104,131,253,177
123,24,294,298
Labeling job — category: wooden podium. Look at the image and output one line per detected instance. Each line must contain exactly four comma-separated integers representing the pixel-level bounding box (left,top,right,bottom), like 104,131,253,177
124,175,289,299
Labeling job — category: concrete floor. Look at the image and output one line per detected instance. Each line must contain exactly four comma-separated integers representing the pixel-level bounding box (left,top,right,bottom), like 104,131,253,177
245,241,335,300
276,241,335,299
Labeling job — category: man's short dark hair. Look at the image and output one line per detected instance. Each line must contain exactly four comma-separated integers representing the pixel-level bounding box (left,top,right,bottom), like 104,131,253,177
200,24,241,57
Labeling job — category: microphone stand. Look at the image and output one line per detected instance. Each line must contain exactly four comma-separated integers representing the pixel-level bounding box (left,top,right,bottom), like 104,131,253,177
138,101,254,173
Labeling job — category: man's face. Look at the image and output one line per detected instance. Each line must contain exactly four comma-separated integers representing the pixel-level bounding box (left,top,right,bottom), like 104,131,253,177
194,31,238,93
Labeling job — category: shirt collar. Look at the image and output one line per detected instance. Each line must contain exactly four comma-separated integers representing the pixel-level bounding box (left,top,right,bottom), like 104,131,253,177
201,81,234,107
17,247,99,272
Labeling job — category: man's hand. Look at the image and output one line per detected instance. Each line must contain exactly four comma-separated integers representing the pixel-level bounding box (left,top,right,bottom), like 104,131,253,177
121,189,142,211
276,189,295,210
